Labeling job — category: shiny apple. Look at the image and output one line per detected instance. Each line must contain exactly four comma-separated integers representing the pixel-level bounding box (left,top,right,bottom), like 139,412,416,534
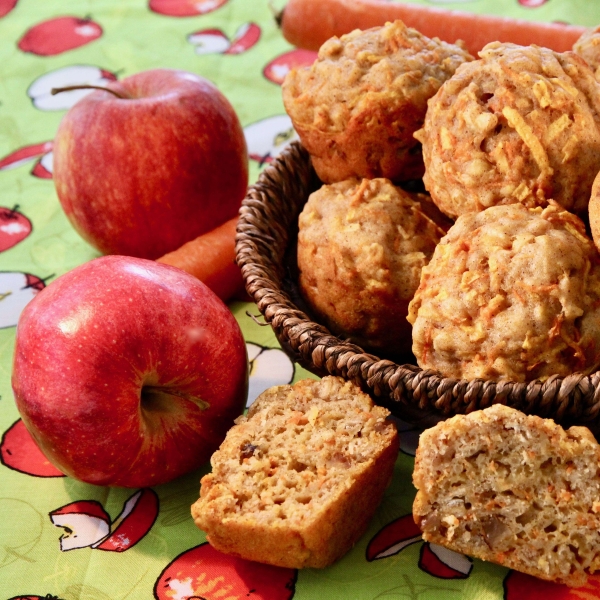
11,255,248,487
52,68,248,260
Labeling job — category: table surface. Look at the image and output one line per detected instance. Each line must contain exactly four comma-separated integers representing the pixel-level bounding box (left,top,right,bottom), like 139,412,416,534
2,1,600,599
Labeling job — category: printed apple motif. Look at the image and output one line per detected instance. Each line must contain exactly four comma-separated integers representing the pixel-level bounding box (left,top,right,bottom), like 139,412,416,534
518,0,548,6
367,514,472,579
50,489,159,552
504,571,600,599
367,514,422,561
244,115,299,165
187,28,229,54
153,542,297,600
0,141,53,178
50,501,111,551
0,0,17,17
1,497,45,569
27,65,118,111
1,419,64,477
419,543,472,579
263,49,317,85
0,206,32,252
8,596,61,600
149,0,229,17
94,489,159,552
187,22,260,55
18,16,102,56
31,151,53,178
246,342,295,408
0,271,47,329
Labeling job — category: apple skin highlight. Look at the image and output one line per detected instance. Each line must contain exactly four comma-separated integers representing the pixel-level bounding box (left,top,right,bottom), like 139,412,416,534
53,68,249,260
11,255,249,487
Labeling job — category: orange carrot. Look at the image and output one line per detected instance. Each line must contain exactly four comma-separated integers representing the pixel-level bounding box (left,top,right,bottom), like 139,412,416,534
278,0,588,56
157,216,246,303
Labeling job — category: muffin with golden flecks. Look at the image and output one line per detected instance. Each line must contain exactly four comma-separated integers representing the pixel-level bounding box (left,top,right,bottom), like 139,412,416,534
298,177,446,357
407,202,600,382
413,405,600,587
416,42,600,219
282,20,473,184
573,26,600,79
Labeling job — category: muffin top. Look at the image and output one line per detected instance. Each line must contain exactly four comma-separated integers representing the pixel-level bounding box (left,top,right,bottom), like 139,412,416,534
298,177,445,355
416,42,600,219
282,20,472,183
283,20,473,135
573,26,600,78
408,202,600,382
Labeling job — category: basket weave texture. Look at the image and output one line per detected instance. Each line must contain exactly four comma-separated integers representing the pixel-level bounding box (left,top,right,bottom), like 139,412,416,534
235,141,600,434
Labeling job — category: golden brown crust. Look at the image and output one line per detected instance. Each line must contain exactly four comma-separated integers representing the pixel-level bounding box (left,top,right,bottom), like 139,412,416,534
192,376,399,569
282,20,473,183
589,170,600,253
573,26,600,79
408,202,600,382
297,178,445,357
417,42,600,219
413,405,600,587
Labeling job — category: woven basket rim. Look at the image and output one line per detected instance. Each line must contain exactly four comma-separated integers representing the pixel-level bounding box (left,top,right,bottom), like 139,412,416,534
235,140,600,431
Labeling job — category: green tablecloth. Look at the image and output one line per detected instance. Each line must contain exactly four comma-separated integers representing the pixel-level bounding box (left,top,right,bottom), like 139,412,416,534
2,1,600,598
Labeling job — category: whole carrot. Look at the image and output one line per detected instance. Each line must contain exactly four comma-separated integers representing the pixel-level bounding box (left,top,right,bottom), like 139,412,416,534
278,0,588,55
157,216,246,303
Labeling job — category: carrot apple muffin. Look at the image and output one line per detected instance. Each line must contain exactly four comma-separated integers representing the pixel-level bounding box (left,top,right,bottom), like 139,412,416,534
416,42,600,219
589,170,600,252
191,376,399,569
297,177,446,357
413,405,600,587
573,26,600,79
407,202,600,382
282,20,472,184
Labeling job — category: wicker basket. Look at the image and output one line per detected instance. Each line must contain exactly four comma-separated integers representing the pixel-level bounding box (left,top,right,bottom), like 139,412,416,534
235,141,600,435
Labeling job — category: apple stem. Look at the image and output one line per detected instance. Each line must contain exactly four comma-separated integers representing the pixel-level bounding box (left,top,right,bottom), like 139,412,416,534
51,84,127,99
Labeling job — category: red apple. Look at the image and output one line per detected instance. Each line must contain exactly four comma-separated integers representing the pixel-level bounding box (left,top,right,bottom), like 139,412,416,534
18,16,102,56
52,68,248,260
11,255,248,487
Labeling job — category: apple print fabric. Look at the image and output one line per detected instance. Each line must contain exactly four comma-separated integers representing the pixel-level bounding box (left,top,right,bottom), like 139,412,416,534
1,0,600,598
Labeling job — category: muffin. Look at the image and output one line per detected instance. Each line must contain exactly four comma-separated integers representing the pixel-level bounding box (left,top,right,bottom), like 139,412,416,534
416,42,600,219
589,170,600,252
573,26,600,79
413,405,600,587
282,20,473,183
407,202,600,382
298,177,446,357
191,376,399,569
